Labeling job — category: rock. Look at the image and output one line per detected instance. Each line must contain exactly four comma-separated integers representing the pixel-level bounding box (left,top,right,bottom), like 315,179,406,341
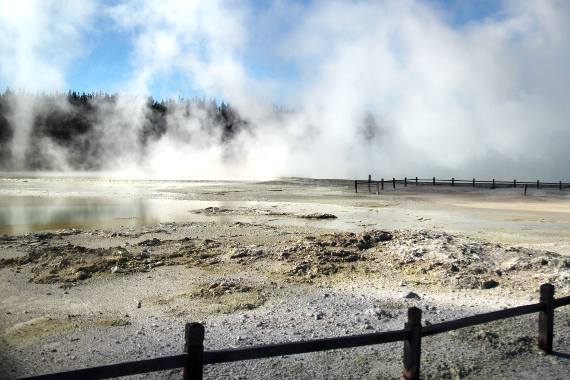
75,271,88,280
481,279,499,289
136,252,150,259
365,308,393,319
404,292,421,300
18,257,30,265
365,308,378,316
230,248,249,259
138,238,161,247
136,300,142,309
296,213,337,219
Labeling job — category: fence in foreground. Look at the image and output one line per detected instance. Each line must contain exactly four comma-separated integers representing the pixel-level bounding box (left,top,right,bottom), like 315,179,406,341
355,177,570,193
15,283,570,380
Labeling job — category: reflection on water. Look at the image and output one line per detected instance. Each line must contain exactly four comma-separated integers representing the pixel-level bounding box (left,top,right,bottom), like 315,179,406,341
0,198,258,234
0,195,445,234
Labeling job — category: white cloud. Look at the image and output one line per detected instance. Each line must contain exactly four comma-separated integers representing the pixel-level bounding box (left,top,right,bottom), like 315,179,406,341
2,0,570,180
0,0,96,91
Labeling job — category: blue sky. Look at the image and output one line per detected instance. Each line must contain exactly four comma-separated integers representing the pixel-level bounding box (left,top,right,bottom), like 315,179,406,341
1,0,569,180
1,0,507,103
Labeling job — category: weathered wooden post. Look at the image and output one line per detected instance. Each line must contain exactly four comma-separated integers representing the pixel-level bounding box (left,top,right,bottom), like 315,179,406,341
415,177,418,186
524,184,528,196
560,181,562,191
537,180,540,189
403,307,422,380
492,179,495,189
355,181,358,193
184,323,205,380
381,178,384,191
538,283,555,354
393,178,396,189
432,177,435,186
472,178,475,187
514,179,517,188
405,177,407,187
452,178,454,187
368,175,371,192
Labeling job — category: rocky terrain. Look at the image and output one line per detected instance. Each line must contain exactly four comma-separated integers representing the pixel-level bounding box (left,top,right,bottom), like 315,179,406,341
1,178,570,379
2,220,570,379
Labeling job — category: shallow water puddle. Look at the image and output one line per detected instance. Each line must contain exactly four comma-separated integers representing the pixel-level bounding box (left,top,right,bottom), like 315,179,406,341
0,193,471,234
0,196,425,234
0,198,259,233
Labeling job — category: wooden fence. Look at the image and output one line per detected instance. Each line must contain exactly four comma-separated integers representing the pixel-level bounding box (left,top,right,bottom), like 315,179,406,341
15,283,570,380
355,176,570,194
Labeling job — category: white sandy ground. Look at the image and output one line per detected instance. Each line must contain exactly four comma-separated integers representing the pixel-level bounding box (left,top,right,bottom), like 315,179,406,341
1,177,570,379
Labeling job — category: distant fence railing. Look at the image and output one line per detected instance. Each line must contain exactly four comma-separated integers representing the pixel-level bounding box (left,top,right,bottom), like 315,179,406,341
15,284,570,380
355,176,570,194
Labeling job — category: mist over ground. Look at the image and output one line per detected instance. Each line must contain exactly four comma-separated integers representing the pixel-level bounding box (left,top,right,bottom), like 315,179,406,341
0,0,569,181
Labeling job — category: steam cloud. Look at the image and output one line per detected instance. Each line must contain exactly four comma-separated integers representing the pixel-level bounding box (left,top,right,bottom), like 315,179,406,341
1,0,569,180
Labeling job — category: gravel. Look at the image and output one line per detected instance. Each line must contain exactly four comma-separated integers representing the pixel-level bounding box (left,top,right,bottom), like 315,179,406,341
1,178,570,379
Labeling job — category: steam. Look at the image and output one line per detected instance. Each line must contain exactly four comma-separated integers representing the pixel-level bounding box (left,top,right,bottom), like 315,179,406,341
1,0,570,180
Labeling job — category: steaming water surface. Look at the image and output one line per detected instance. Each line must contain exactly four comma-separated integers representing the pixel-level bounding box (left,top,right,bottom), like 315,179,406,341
0,176,396,234
0,198,261,234
0,196,410,234
4,177,568,242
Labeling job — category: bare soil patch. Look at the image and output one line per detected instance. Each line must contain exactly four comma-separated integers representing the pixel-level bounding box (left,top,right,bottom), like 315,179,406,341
2,178,570,379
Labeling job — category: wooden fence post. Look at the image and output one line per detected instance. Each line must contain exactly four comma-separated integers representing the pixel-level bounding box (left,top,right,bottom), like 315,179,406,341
472,178,475,187
538,283,555,354
381,178,384,191
492,179,495,189
403,307,422,380
514,179,516,188
393,178,396,189
524,184,528,196
355,181,357,193
368,175,371,192
451,178,454,187
560,181,562,191
405,177,407,187
432,177,435,186
537,180,540,189
184,323,205,380
415,177,418,186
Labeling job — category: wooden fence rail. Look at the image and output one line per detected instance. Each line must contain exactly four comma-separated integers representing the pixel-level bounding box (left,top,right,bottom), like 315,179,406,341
15,284,570,380
355,177,570,193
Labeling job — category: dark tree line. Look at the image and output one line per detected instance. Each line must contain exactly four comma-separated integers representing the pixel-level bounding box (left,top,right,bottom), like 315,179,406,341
0,88,382,172
0,89,249,171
